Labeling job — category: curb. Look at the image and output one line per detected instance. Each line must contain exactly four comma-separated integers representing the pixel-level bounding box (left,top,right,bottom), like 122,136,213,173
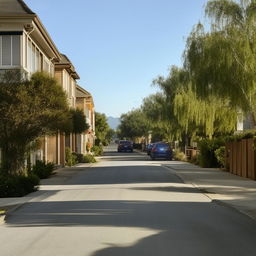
0,163,95,224
212,199,256,221
2,204,25,223
163,164,256,222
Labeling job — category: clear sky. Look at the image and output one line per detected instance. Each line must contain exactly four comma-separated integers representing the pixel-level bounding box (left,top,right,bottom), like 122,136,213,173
25,0,208,117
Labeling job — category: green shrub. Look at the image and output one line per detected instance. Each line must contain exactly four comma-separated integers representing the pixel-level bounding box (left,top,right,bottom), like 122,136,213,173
198,138,225,168
73,153,84,163
215,146,226,168
65,147,77,166
31,160,55,179
91,145,103,156
225,130,256,142
190,155,199,165
83,154,97,163
173,149,187,161
0,174,39,197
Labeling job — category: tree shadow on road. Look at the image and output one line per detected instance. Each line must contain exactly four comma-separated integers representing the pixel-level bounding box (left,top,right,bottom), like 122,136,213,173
5,200,256,255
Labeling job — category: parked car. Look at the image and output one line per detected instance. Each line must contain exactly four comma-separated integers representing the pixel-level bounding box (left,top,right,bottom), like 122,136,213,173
150,142,172,160
117,140,133,152
146,143,155,155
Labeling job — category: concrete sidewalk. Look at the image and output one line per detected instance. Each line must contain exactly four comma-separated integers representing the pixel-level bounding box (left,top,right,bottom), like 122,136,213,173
164,161,256,221
0,163,93,220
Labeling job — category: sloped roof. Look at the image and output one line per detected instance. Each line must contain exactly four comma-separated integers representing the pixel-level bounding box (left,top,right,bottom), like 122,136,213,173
76,84,91,97
59,54,71,65
0,0,34,15
56,54,80,79
76,85,95,106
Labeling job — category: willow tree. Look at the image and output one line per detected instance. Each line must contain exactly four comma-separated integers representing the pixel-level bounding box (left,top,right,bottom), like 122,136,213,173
185,0,256,125
142,93,180,142
174,86,237,138
150,65,236,141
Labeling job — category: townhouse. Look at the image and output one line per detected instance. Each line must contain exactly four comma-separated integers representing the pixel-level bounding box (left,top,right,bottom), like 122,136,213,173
76,85,95,154
0,0,95,166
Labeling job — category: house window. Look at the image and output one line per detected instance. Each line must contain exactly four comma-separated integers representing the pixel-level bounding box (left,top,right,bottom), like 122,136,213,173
0,35,20,66
43,57,50,73
32,44,36,72
27,39,32,71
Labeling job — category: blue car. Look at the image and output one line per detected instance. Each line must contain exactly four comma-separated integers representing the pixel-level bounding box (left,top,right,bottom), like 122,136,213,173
150,142,172,160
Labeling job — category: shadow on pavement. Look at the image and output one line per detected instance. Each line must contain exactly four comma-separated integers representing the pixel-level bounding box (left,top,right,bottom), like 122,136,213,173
6,200,256,255
129,186,201,193
66,165,183,185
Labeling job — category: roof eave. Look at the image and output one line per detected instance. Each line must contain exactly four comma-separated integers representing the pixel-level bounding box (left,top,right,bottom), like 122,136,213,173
33,16,61,60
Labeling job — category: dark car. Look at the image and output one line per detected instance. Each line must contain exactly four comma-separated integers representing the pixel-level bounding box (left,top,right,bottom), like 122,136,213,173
150,142,172,160
146,143,155,155
118,140,133,152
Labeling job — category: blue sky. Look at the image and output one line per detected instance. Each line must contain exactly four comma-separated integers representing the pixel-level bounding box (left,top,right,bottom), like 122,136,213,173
25,0,208,117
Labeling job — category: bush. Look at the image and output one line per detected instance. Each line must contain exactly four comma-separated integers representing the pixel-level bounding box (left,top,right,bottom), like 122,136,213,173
82,154,97,163
71,152,97,163
73,153,84,163
173,149,187,161
198,138,225,168
31,160,55,179
65,147,78,166
190,155,199,165
0,174,39,197
215,146,226,168
91,145,103,156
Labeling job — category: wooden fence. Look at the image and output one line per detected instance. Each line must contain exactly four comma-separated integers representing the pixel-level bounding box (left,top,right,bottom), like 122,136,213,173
226,138,256,180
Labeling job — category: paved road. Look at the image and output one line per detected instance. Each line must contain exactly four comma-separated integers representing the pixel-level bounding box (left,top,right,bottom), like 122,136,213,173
1,145,256,256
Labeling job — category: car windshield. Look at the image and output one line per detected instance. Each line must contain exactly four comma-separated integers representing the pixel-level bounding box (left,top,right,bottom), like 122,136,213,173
119,141,131,145
156,144,169,149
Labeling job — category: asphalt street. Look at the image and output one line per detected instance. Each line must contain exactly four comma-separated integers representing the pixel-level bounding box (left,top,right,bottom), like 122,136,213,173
1,145,256,256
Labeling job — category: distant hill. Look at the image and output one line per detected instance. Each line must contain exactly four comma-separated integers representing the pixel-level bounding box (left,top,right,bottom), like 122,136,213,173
107,116,120,130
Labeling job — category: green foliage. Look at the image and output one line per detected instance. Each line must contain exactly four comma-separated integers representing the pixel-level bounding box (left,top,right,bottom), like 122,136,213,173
198,138,225,168
106,128,116,143
190,155,200,165
141,66,236,143
73,153,84,163
0,71,70,175
95,112,111,146
91,145,103,156
31,160,55,179
225,130,256,142
185,0,256,125
65,147,78,166
173,149,187,161
0,174,39,197
71,152,97,163
69,108,89,134
82,154,97,163
118,109,150,140
214,146,226,168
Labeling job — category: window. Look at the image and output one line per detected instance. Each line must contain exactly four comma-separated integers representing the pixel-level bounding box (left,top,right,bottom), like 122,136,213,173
0,35,20,66
32,44,35,72
36,49,40,71
2,36,11,65
43,57,50,73
12,36,20,65
27,39,32,71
